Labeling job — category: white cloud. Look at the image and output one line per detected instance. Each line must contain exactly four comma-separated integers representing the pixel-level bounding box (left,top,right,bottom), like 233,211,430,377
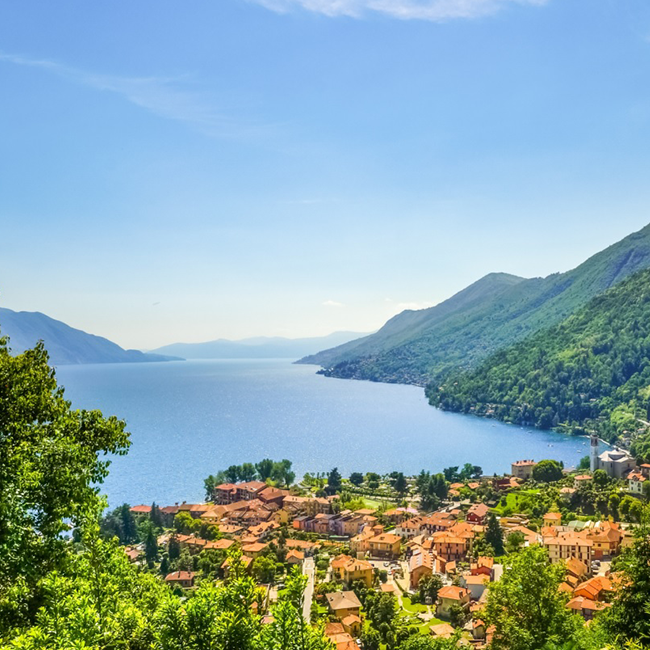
323,299,345,307
0,52,271,139
250,0,549,21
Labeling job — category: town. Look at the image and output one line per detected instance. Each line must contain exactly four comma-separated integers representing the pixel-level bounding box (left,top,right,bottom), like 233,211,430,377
111,436,650,650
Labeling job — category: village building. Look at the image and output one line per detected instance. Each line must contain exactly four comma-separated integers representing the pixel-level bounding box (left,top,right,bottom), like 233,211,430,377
511,460,536,480
628,470,647,495
325,591,362,620
409,551,435,590
165,571,195,589
429,623,455,639
543,534,593,566
466,503,489,525
366,532,402,559
594,449,636,478
436,585,470,619
331,555,374,588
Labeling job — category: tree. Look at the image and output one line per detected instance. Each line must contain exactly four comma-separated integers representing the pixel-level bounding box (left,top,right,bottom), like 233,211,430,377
240,462,258,482
443,466,459,482
484,546,579,650
417,574,442,603
142,520,158,565
0,337,130,633
532,459,563,483
258,567,332,650
252,555,277,584
485,513,504,556
204,472,225,500
326,467,342,493
272,459,295,487
256,458,275,481
394,472,407,495
349,472,364,486
505,531,525,554
601,507,650,643
577,455,590,470
592,468,609,488
225,464,242,483
448,602,467,628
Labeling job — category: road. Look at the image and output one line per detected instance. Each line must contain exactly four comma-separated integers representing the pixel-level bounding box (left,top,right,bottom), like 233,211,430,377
302,557,315,623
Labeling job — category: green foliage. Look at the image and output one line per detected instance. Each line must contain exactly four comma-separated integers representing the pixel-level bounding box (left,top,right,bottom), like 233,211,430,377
349,472,364,486
533,460,564,483
484,546,580,650
0,337,130,634
326,467,342,493
429,268,650,444
601,507,650,644
417,574,442,604
484,513,504,556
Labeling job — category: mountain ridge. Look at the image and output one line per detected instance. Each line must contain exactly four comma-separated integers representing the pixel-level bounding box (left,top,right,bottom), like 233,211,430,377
299,223,650,386
151,331,370,360
0,307,181,366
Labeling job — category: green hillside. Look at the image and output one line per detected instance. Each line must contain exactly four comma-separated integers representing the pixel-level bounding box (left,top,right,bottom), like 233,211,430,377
427,267,650,452
301,223,650,386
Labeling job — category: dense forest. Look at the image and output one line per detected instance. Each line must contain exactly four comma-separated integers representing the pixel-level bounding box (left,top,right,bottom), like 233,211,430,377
427,267,650,454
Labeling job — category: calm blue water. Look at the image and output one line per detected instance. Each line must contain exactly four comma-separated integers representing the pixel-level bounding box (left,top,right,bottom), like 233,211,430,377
55,359,600,508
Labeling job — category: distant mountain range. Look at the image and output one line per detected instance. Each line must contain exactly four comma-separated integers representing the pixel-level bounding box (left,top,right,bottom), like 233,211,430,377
150,331,369,360
299,223,650,386
0,308,181,365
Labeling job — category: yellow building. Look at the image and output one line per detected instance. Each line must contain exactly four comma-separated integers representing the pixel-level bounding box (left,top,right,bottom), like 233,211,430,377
367,533,401,559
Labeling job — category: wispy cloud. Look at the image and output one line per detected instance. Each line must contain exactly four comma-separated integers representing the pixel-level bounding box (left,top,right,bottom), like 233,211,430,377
0,52,272,139
323,299,345,307
250,0,549,21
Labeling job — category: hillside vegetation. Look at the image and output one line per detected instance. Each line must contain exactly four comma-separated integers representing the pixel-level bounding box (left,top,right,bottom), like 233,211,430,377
427,267,650,451
301,224,650,386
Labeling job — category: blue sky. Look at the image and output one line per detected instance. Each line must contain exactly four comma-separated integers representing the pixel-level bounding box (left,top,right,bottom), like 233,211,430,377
1,0,650,349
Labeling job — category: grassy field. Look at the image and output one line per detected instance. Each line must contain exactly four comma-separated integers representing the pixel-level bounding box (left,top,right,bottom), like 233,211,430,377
491,489,540,515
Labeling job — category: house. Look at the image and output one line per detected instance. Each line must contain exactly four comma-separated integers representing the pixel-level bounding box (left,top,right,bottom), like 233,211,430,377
429,623,455,639
461,574,490,601
574,576,614,602
286,549,305,566
640,463,650,478
241,542,268,558
511,460,536,480
409,551,434,590
543,512,562,527
130,505,152,516
331,555,374,588
470,556,494,578
433,532,470,562
325,591,362,620
165,571,195,588
584,521,622,559
566,596,610,621
221,555,253,577
574,475,592,488
565,557,589,582
436,585,470,619
341,614,362,637
367,533,402,559
466,503,489,525
258,486,288,506
628,471,647,495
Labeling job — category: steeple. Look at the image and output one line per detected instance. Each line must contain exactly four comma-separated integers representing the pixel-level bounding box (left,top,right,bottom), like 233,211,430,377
590,433,599,473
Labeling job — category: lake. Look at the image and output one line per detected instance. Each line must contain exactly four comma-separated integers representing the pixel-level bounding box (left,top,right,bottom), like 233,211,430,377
55,359,601,507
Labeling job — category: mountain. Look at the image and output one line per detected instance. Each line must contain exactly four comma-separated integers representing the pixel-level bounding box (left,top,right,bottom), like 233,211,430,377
0,308,181,365
299,223,650,386
427,267,650,457
150,331,369,360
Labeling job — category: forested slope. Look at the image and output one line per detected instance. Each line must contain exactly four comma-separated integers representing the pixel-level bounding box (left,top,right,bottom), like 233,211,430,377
427,267,650,452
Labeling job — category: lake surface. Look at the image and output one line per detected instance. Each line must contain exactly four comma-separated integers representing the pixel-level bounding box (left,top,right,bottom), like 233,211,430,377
55,359,602,508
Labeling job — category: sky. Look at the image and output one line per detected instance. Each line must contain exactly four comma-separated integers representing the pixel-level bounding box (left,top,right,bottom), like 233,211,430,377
1,0,650,349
